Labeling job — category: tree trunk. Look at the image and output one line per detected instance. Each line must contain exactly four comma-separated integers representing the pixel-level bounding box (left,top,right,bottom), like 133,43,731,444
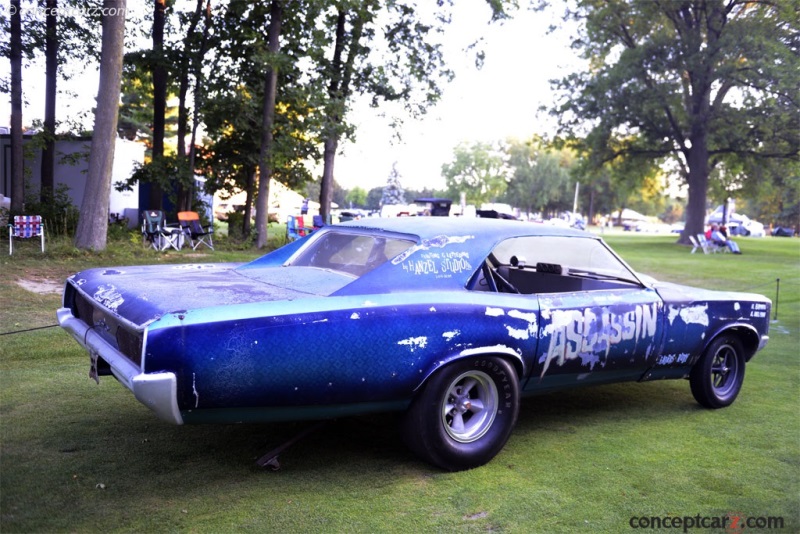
175,0,205,212
9,0,24,215
186,0,212,213
40,0,58,203
682,137,710,245
243,166,255,237
318,9,364,222
254,0,282,249
150,0,167,210
74,0,127,250
320,137,337,222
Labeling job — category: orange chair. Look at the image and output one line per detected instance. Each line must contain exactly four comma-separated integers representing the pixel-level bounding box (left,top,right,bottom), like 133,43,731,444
177,211,214,250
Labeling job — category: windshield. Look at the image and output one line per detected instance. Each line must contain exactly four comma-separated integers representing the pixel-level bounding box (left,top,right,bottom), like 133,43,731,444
289,231,416,277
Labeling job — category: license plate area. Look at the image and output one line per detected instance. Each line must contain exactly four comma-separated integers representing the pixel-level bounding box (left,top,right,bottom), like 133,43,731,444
89,351,112,383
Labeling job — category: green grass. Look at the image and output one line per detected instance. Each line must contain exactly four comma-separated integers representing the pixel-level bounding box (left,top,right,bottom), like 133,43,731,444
1,231,798,533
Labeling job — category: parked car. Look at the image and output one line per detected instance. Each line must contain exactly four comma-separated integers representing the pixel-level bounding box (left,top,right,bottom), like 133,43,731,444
58,218,771,471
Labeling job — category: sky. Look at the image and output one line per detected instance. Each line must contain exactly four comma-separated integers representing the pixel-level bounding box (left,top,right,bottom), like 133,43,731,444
1,2,582,193
336,4,582,192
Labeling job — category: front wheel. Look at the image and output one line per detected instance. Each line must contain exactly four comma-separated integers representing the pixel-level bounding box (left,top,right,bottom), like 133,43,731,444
690,335,746,409
402,357,519,471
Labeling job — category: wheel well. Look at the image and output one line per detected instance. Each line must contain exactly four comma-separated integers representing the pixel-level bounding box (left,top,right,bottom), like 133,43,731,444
711,326,760,361
416,351,523,392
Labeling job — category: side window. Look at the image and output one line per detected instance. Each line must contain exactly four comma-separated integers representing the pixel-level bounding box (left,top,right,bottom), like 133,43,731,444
476,236,640,294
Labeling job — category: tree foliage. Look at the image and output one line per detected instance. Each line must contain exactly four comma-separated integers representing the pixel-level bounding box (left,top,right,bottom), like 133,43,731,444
381,162,406,206
503,137,575,217
552,0,800,242
441,141,507,206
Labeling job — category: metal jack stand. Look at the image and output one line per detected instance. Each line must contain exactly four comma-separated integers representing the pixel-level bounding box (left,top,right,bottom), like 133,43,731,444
256,421,330,471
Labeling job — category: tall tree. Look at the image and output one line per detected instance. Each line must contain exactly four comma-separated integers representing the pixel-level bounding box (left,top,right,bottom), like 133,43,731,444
552,0,800,244
503,138,575,218
442,141,508,206
314,1,465,221
74,0,127,250
9,0,24,215
149,0,167,209
39,0,58,203
381,162,406,206
255,0,283,249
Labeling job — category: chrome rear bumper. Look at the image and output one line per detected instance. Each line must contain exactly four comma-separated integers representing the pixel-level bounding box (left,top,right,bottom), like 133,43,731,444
57,307,183,425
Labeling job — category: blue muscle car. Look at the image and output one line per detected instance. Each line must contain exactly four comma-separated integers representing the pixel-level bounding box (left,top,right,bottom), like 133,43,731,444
58,218,771,470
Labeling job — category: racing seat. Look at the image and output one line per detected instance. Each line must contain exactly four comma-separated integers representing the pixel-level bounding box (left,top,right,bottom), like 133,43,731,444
8,215,45,255
177,211,214,250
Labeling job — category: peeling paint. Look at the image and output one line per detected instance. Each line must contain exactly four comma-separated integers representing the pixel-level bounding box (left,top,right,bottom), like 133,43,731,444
398,336,428,351
508,309,537,323
505,325,531,340
350,312,360,320
667,304,709,326
485,307,504,317
442,330,460,341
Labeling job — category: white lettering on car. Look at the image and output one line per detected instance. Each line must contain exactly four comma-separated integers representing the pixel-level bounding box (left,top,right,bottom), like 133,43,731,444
539,303,659,377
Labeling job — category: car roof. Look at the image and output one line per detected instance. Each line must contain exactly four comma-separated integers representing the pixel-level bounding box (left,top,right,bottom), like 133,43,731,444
324,218,598,295
336,216,591,241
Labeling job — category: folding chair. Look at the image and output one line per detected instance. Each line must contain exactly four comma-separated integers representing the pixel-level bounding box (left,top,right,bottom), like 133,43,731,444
177,211,214,250
688,234,701,254
8,215,45,255
142,210,183,251
697,234,725,254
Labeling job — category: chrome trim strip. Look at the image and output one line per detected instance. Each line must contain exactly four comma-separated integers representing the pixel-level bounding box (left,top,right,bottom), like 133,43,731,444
57,307,183,425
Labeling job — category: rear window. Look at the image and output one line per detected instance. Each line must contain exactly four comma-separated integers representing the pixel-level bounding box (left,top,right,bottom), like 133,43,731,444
289,231,416,277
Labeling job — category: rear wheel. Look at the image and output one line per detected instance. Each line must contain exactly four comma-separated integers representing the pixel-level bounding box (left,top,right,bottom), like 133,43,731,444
690,334,745,409
402,356,519,471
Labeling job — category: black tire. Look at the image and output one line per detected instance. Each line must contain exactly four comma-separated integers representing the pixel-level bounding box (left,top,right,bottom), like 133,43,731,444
402,356,519,471
690,334,746,409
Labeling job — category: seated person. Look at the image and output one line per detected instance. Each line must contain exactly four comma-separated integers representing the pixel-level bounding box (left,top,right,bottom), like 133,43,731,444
710,224,742,254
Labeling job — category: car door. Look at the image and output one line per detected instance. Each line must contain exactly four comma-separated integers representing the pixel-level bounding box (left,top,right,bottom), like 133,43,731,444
486,235,665,392
533,286,664,388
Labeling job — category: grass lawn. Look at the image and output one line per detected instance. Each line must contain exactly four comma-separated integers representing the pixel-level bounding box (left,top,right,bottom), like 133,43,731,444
1,229,798,533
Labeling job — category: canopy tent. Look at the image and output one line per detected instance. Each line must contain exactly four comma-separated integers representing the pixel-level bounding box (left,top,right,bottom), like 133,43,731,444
610,208,648,221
